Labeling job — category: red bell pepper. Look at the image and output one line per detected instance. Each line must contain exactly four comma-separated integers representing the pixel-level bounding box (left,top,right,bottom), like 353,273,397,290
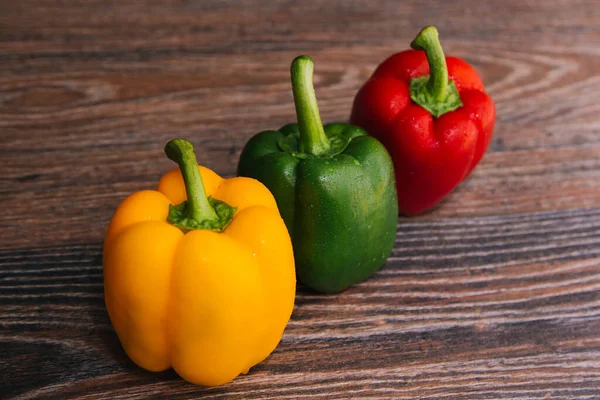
350,26,495,215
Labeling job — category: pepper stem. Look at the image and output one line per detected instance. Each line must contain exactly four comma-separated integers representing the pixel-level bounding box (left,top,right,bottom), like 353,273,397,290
291,55,331,156
411,26,449,101
164,139,218,223
409,26,462,118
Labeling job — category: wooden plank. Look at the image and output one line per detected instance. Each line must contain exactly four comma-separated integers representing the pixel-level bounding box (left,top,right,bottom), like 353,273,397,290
2,209,599,398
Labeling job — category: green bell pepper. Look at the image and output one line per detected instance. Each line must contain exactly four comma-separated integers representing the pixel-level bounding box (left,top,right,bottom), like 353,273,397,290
237,56,398,293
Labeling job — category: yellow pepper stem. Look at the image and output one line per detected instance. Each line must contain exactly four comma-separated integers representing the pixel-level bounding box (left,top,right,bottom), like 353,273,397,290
164,139,236,232
165,139,219,222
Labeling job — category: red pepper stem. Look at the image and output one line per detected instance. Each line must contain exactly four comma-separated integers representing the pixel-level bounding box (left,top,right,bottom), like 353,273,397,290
409,26,463,118
291,55,331,156
164,139,218,222
411,26,449,101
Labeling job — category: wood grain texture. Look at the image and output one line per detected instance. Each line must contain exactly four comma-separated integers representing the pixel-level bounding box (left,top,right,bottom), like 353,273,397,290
1,0,599,398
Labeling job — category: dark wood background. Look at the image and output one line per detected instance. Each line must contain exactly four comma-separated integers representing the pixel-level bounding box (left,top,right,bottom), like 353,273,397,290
1,0,599,398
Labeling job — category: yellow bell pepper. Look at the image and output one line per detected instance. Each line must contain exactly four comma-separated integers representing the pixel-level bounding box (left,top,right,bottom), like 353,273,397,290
103,139,296,386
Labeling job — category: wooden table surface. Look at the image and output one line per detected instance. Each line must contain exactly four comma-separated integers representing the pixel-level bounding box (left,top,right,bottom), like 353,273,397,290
2,0,600,398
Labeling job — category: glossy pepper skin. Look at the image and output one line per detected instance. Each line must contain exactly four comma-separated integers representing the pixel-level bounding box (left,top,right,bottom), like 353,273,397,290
238,56,398,294
350,26,496,215
103,139,295,387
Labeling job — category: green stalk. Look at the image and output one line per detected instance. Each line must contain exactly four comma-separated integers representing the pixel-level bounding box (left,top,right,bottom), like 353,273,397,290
164,139,218,223
409,26,462,118
291,56,331,156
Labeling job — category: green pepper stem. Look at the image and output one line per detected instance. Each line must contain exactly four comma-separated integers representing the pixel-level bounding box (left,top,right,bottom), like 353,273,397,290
164,139,218,223
411,26,449,101
291,55,331,156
